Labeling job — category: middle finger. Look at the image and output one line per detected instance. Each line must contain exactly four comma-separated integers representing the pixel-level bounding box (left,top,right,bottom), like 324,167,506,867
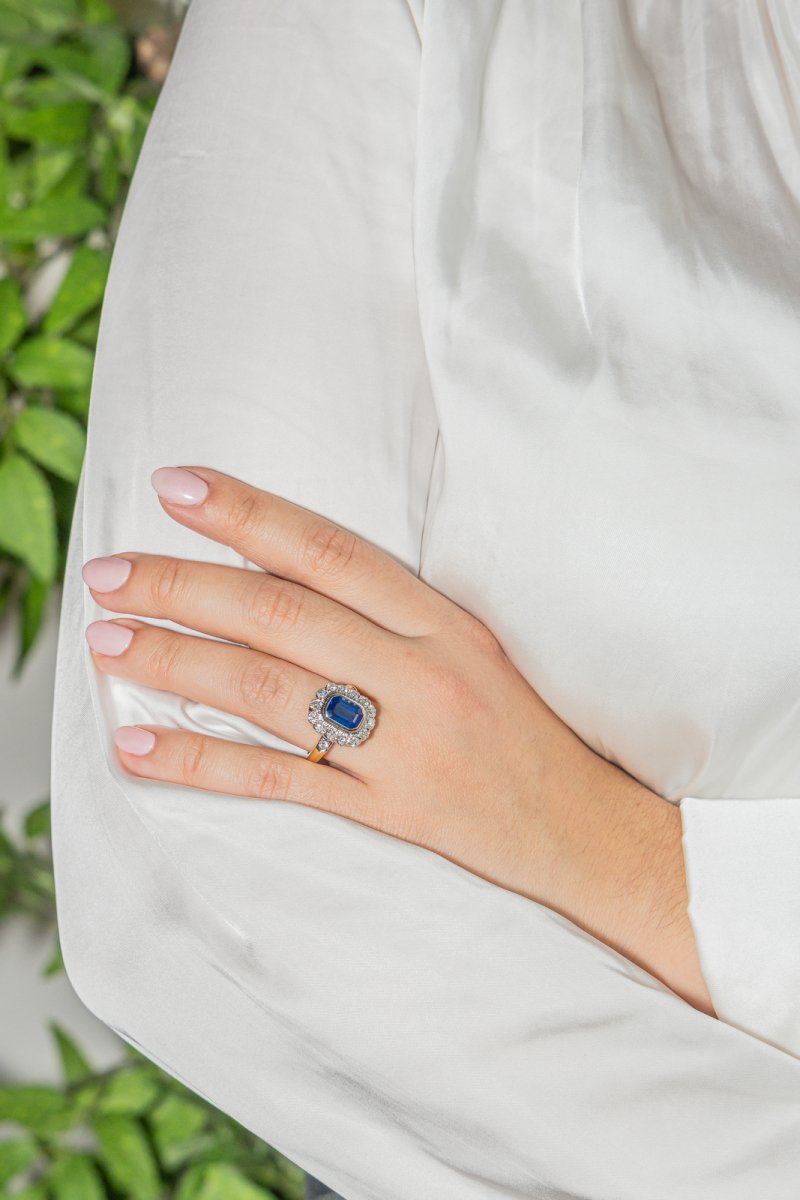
82,552,399,693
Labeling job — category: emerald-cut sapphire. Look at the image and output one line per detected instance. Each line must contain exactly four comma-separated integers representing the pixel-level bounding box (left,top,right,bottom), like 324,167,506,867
323,694,364,731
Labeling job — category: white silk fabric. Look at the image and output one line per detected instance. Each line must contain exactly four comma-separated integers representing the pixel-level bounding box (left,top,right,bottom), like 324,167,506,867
51,2,800,1197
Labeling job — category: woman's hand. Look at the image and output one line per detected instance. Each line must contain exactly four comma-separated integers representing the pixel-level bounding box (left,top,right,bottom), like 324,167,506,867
82,465,715,1014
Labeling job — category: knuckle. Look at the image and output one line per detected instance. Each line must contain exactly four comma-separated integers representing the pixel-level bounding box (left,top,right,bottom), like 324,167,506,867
301,520,358,580
179,735,210,787
464,612,506,659
248,577,305,634
144,630,184,682
238,656,293,714
150,557,186,609
245,752,293,800
225,492,261,541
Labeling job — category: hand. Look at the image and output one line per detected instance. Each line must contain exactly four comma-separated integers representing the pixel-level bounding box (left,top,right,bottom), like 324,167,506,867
83,465,717,1014
81,465,625,914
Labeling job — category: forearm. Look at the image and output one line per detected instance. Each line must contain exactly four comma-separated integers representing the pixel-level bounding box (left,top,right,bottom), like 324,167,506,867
536,757,717,1017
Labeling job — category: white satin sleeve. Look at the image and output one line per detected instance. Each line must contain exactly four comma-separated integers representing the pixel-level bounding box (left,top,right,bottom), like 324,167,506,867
680,796,800,1057
50,3,800,1198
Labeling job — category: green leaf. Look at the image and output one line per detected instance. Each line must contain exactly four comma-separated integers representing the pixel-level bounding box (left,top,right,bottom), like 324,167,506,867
92,131,119,206
0,8,35,42
0,124,9,195
91,1114,161,1200
175,1162,279,1200
14,574,51,673
24,798,51,839
50,1021,92,1084
0,454,57,581
0,0,80,36
32,146,80,201
0,274,27,355
50,1153,107,1200
10,1184,49,1200
81,0,117,26
0,1084,75,1135
42,932,65,977
2,75,78,107
47,156,90,200
149,1093,208,1168
83,26,131,95
98,1068,160,1116
8,335,94,390
43,243,110,335
34,28,130,100
3,101,93,146
0,568,14,624
0,1134,39,1186
15,405,86,481
106,95,151,175
55,385,92,417
5,153,34,210
68,309,101,347
0,194,104,242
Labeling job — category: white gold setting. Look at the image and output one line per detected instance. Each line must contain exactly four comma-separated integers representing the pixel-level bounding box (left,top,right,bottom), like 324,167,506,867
307,681,377,749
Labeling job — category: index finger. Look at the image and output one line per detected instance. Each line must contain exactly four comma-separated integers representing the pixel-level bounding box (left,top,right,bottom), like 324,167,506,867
150,465,449,637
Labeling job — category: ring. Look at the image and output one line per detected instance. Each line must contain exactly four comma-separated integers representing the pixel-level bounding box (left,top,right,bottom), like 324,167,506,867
306,681,377,762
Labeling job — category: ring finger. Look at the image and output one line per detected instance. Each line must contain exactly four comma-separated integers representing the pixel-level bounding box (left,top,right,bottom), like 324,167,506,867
85,617,377,773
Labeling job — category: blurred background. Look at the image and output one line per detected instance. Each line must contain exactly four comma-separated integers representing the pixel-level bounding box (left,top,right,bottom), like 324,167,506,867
0,2,308,1195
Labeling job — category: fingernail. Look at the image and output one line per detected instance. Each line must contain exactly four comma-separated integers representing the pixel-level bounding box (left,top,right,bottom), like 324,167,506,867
85,620,134,656
82,556,132,592
114,726,156,755
151,467,209,506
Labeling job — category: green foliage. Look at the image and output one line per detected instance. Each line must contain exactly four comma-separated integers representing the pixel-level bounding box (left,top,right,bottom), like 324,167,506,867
0,1022,306,1199
0,0,158,673
0,798,57,932
0,800,306,1199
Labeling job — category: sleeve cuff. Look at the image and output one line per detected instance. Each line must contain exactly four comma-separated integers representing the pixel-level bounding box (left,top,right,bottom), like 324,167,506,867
679,795,800,1058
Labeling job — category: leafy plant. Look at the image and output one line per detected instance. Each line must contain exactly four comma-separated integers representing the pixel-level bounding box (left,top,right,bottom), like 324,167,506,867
0,0,159,673
0,797,63,975
0,799,306,1199
0,1021,306,1199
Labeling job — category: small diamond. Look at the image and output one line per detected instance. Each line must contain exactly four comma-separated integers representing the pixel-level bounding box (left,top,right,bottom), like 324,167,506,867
318,737,331,751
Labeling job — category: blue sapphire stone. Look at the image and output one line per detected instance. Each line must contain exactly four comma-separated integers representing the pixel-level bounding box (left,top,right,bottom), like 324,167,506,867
324,694,364,731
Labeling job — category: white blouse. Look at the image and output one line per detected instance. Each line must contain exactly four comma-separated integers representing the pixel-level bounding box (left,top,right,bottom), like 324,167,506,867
51,1,800,1196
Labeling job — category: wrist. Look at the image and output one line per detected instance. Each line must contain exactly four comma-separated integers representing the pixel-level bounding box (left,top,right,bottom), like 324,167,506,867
534,756,717,1015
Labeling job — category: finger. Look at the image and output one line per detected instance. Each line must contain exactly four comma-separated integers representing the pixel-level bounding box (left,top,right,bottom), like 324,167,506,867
112,724,368,814
149,465,451,636
86,617,368,763
82,551,397,692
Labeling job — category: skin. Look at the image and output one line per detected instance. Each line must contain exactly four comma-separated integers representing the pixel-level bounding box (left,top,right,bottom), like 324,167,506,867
83,465,717,1019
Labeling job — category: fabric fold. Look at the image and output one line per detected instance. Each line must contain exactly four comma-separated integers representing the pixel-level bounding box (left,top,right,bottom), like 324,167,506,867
680,795,800,1058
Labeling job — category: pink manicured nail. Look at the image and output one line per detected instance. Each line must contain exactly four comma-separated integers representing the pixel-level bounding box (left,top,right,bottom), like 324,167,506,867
82,556,132,592
151,466,209,506
114,726,156,755
85,620,134,656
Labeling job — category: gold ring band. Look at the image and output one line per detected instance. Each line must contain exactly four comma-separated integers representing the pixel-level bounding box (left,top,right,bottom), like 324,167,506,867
307,736,332,763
